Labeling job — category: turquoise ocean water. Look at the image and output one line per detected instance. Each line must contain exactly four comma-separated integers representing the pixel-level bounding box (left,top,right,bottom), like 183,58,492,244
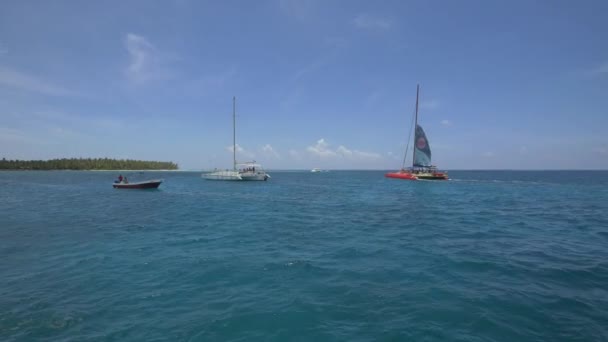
1,170,607,341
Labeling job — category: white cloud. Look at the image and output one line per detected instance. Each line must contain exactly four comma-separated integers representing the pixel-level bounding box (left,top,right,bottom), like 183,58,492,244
353,14,392,30
307,138,337,158
387,151,401,161
482,151,495,158
440,119,451,126
337,145,382,160
336,145,352,157
306,138,381,161
0,66,74,96
226,143,255,159
124,33,172,84
261,144,280,158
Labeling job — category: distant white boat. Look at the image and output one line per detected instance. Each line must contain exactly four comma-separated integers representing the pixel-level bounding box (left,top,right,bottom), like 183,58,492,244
311,168,328,173
202,97,270,181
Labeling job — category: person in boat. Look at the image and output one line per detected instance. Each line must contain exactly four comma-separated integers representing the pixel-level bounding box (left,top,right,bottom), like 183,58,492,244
123,176,128,184
117,174,123,183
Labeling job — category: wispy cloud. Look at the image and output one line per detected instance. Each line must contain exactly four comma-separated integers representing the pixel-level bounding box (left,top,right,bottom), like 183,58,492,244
323,36,348,49
307,138,336,158
0,66,74,96
0,127,44,144
293,58,329,82
226,143,255,159
291,39,344,82
261,144,280,158
307,138,381,161
195,66,237,88
482,151,495,158
440,119,451,126
593,147,607,155
579,61,608,78
590,62,608,75
420,100,440,110
124,33,173,84
280,89,304,110
353,14,392,30
32,109,125,131
0,109,125,150
336,145,382,160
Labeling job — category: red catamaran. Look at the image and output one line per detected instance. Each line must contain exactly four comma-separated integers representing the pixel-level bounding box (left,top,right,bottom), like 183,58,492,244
386,84,448,181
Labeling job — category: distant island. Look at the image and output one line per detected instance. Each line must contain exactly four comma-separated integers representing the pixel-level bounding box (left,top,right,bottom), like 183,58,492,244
0,158,178,171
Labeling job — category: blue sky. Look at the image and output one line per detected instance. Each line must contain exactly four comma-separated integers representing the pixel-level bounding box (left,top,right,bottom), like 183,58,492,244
1,0,607,170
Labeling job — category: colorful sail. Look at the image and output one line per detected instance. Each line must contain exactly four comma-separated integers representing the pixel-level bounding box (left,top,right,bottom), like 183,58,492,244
413,124,432,167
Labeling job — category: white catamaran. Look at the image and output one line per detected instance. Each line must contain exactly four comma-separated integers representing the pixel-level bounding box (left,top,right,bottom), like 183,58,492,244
202,97,270,181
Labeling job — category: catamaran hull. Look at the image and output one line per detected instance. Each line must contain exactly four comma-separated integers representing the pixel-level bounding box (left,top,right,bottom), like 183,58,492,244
202,171,242,181
387,85,449,182
240,173,270,181
385,172,448,181
203,176,243,181
202,171,270,181
113,180,162,189
416,174,448,180
385,172,418,180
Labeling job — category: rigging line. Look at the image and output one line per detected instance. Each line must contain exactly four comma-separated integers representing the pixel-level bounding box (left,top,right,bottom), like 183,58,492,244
401,107,416,169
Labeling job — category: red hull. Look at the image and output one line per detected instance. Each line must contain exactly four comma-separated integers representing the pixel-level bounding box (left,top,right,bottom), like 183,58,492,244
385,172,418,180
113,180,162,189
385,171,448,181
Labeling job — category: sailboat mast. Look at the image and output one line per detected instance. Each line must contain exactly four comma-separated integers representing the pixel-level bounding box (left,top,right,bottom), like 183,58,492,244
233,96,236,171
412,84,419,168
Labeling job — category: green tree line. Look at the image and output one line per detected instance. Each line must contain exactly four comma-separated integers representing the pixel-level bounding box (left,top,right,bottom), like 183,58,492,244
0,158,178,170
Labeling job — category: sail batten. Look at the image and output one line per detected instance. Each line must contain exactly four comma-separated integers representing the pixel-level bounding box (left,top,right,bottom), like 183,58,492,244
413,124,432,167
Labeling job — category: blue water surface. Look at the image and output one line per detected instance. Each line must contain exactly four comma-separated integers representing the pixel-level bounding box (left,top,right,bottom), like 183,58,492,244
1,170,608,341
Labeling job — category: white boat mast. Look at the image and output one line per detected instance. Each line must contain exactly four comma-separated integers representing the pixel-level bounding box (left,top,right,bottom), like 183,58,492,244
233,96,236,171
